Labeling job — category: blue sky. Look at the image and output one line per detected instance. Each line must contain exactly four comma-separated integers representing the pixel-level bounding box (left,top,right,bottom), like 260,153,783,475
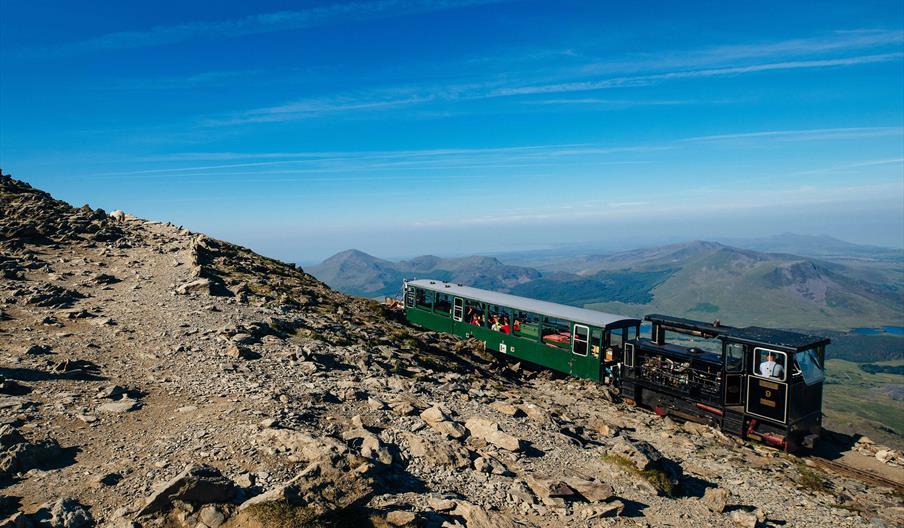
1,1,902,262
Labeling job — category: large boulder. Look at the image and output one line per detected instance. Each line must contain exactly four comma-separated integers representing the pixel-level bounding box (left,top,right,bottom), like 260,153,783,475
49,498,94,528
136,464,236,516
419,405,467,439
404,432,470,468
257,428,347,463
0,427,64,479
464,417,522,452
607,437,663,471
450,501,517,528
702,487,730,513
238,455,376,521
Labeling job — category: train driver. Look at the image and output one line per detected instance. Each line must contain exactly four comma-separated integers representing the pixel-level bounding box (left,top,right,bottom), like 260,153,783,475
759,351,784,379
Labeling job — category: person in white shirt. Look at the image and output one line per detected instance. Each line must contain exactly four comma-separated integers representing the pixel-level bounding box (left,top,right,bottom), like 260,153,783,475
759,351,784,379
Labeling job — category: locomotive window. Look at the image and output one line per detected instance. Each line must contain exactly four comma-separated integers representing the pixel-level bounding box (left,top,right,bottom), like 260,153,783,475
608,328,625,348
753,348,786,381
572,325,589,356
726,343,744,372
666,331,722,354
794,348,825,386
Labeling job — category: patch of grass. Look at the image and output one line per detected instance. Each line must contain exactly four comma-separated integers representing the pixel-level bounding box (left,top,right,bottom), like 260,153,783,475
688,302,719,313
794,462,831,494
602,453,675,496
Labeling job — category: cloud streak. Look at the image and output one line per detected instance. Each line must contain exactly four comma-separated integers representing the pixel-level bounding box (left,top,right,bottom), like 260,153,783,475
15,0,507,59
491,53,904,97
205,50,904,125
82,126,901,182
578,29,904,75
682,126,904,143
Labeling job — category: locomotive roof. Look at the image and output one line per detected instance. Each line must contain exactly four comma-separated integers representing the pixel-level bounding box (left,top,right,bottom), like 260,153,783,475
726,326,830,351
645,314,830,351
406,279,640,329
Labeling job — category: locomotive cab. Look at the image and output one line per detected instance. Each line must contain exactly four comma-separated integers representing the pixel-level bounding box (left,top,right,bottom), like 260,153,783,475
620,314,828,452
722,327,828,451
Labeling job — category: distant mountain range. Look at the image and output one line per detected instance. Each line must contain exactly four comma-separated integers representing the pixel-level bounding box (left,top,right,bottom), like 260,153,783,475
308,249,539,298
308,235,903,331
721,233,903,260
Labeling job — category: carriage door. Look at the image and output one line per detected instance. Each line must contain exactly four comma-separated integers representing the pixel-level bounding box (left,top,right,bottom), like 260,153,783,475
570,324,595,380
452,297,464,322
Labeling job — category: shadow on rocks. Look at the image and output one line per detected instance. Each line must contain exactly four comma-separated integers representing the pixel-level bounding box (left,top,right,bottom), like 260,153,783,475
619,498,649,518
677,472,716,499
0,363,106,383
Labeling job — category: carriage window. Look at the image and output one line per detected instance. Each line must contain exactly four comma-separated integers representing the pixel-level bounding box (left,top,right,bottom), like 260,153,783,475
513,311,541,339
753,348,786,381
485,305,513,334
434,293,453,317
416,289,434,310
405,287,415,307
794,348,825,385
541,317,572,348
725,343,744,372
572,325,589,356
465,300,485,326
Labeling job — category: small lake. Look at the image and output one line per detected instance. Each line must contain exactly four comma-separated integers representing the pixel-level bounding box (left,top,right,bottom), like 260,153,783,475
853,326,904,336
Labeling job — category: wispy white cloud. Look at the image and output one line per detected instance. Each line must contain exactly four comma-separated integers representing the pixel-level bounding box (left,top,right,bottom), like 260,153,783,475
204,95,437,126
491,53,904,97
92,143,663,179
579,29,904,75
83,125,902,183
519,98,698,107
683,126,904,143
200,49,903,125
797,157,904,175
14,0,509,59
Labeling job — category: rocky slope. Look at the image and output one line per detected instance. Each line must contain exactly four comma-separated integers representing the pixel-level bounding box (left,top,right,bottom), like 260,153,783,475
0,173,902,528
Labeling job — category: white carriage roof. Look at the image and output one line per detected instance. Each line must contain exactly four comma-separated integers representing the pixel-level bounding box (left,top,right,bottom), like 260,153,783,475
406,279,640,329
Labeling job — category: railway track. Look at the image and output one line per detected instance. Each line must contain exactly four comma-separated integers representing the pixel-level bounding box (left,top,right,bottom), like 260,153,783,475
807,456,904,494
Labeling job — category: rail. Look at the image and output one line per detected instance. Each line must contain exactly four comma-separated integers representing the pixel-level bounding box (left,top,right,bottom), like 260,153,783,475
805,456,904,494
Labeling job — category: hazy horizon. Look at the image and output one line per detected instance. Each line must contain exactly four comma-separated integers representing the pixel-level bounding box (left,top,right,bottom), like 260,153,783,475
2,1,902,263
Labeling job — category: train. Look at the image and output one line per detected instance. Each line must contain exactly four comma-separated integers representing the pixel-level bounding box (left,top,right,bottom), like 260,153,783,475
402,279,828,452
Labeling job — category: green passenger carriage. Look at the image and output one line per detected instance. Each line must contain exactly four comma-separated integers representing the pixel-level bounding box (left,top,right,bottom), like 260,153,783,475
403,279,641,382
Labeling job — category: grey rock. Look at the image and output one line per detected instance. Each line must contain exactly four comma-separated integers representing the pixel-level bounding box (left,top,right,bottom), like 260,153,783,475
97,398,139,413
465,417,522,452
137,464,236,516
49,497,94,528
702,487,730,513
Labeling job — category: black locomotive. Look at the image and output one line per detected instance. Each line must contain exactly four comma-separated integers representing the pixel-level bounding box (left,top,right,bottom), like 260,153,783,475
621,315,828,452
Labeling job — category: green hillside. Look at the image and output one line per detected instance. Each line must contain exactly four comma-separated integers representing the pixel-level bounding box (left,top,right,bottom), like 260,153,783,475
823,359,904,450
580,243,902,331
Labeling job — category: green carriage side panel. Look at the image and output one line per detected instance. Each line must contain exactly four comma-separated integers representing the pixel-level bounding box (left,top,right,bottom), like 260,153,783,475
404,307,601,381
